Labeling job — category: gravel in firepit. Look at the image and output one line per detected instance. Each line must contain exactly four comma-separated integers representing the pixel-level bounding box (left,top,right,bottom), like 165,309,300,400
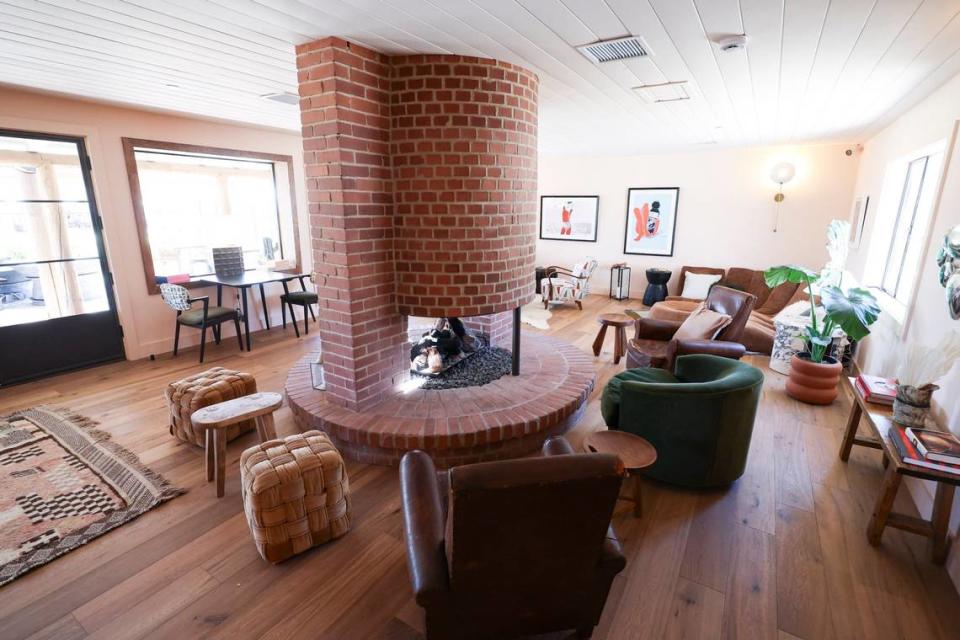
412,347,513,390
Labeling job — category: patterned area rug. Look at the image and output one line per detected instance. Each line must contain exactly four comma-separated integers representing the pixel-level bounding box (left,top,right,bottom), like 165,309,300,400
0,406,184,586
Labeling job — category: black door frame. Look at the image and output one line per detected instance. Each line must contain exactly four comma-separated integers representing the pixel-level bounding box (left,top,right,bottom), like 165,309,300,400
0,127,125,386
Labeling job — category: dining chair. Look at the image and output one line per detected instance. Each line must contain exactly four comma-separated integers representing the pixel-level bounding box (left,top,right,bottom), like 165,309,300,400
159,283,243,363
280,275,318,337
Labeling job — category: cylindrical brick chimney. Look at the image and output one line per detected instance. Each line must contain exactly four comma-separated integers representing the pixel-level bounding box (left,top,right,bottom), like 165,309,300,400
390,56,539,318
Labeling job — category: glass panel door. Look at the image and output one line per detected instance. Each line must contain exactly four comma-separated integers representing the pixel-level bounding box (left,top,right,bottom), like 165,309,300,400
0,129,124,385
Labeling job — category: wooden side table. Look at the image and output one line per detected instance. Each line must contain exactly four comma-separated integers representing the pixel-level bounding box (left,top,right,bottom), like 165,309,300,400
593,313,634,365
191,392,283,497
584,429,657,517
838,377,959,564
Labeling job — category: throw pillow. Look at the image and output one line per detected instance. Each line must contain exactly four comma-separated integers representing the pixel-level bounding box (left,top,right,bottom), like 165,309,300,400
680,272,723,299
673,302,732,341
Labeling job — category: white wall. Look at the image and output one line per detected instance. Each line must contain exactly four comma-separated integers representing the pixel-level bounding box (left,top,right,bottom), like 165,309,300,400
0,86,310,361
844,71,960,586
537,142,859,298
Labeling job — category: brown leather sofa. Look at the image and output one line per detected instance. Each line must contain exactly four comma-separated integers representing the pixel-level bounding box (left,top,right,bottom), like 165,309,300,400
626,285,754,370
649,266,805,354
399,437,626,640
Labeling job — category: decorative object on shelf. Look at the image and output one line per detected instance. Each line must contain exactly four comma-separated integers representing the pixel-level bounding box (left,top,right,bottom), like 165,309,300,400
770,161,796,232
642,268,671,306
764,263,880,404
891,332,960,427
624,187,679,256
936,224,960,319
212,246,244,277
848,195,870,248
539,195,599,242
610,263,631,300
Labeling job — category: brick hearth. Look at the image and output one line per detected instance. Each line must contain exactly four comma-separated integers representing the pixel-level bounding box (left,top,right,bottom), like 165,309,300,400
285,333,594,467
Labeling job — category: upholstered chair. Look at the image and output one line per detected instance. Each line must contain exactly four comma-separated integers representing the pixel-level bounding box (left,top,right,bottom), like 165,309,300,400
280,274,318,337
541,258,599,310
601,354,764,487
625,285,756,371
400,436,626,640
159,283,243,363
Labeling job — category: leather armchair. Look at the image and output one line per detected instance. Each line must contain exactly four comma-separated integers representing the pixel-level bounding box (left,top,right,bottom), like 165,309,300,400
400,437,627,640
626,285,756,371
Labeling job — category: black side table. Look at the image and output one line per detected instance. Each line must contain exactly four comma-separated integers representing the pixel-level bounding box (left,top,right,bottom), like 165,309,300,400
643,268,672,306
535,266,548,294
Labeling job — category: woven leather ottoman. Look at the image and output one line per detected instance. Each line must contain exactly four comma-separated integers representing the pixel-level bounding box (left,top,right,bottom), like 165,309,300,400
240,430,351,563
165,367,257,446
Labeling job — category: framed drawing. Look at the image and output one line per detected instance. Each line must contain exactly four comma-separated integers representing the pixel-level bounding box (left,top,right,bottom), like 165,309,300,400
539,195,599,242
849,195,870,248
624,187,679,256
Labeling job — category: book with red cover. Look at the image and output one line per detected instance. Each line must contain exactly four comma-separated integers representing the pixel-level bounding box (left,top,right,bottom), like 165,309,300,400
855,377,894,406
905,427,960,464
890,425,960,476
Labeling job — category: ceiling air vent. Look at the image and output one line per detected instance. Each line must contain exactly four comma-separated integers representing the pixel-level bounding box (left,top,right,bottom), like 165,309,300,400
261,91,300,105
577,36,652,64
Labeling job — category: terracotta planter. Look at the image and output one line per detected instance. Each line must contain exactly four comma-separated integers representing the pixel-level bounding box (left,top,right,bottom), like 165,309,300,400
785,353,842,405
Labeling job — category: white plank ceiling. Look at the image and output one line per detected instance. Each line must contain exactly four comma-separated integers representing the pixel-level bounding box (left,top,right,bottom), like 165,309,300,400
1,0,959,155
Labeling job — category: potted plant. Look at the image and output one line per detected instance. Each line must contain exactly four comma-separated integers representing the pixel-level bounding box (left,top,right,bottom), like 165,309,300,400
764,265,881,404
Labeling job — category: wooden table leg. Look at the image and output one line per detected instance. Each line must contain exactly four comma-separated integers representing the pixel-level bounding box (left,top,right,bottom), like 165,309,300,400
839,401,863,462
214,429,226,498
592,324,609,357
632,474,643,518
205,428,214,483
256,413,277,442
867,464,901,546
613,326,627,364
931,482,955,564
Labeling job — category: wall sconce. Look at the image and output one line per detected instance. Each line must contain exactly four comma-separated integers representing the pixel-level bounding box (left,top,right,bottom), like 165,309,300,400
770,161,796,232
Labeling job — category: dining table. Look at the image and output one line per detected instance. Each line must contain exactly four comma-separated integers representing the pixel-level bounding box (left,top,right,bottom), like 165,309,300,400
196,270,308,351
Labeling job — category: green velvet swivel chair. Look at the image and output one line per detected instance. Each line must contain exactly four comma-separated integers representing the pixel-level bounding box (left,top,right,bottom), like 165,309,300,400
600,354,763,487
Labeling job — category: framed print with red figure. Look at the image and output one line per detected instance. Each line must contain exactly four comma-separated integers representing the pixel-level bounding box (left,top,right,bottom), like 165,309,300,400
624,187,679,256
539,195,599,242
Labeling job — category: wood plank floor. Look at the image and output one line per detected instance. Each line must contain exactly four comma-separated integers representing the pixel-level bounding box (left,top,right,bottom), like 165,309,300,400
2,296,959,639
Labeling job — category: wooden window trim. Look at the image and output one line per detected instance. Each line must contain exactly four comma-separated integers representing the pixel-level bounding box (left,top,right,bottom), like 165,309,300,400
121,137,302,295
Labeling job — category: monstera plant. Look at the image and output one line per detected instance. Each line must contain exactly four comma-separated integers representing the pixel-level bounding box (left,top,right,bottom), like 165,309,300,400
764,264,881,404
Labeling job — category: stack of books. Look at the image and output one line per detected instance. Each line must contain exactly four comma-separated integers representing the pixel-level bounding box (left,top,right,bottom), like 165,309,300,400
890,425,960,476
855,374,897,405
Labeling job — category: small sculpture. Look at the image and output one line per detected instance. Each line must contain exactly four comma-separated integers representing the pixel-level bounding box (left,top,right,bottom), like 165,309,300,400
936,225,960,319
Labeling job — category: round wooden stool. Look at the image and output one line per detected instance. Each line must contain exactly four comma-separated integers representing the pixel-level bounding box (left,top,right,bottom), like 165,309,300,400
592,313,634,364
584,429,657,517
191,392,283,497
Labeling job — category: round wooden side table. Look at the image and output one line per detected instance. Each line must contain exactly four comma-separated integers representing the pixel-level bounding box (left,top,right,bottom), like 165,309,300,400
592,313,634,364
584,429,657,517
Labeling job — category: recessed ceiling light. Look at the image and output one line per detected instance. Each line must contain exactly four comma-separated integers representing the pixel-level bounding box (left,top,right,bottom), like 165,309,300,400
261,91,300,105
164,83,180,88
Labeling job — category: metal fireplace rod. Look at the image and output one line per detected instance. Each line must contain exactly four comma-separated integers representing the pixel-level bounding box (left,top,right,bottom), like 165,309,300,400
512,306,520,376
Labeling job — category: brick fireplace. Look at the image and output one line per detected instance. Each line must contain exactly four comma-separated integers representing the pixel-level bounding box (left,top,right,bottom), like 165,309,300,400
286,38,595,465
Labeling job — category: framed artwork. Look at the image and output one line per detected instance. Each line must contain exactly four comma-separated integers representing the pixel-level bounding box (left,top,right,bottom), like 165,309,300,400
623,187,679,256
849,195,870,248
539,195,599,242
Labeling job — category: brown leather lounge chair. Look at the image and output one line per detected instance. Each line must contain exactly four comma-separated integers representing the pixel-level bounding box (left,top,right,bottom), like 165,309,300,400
399,437,627,639
626,285,756,371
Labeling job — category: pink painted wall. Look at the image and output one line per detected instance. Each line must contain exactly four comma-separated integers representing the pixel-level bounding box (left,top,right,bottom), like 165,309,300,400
0,86,309,360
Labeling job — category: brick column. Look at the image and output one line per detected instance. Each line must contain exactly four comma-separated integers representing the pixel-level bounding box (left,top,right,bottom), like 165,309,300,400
296,38,406,411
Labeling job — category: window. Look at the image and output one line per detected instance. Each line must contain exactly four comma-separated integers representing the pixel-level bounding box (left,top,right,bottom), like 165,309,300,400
0,133,112,328
123,139,300,292
863,142,945,321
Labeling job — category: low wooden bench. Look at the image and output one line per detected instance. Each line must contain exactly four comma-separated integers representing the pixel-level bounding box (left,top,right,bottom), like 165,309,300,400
191,392,283,497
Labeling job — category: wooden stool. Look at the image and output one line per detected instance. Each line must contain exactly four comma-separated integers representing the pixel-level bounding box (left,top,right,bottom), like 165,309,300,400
191,392,283,498
584,429,657,517
593,313,634,365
